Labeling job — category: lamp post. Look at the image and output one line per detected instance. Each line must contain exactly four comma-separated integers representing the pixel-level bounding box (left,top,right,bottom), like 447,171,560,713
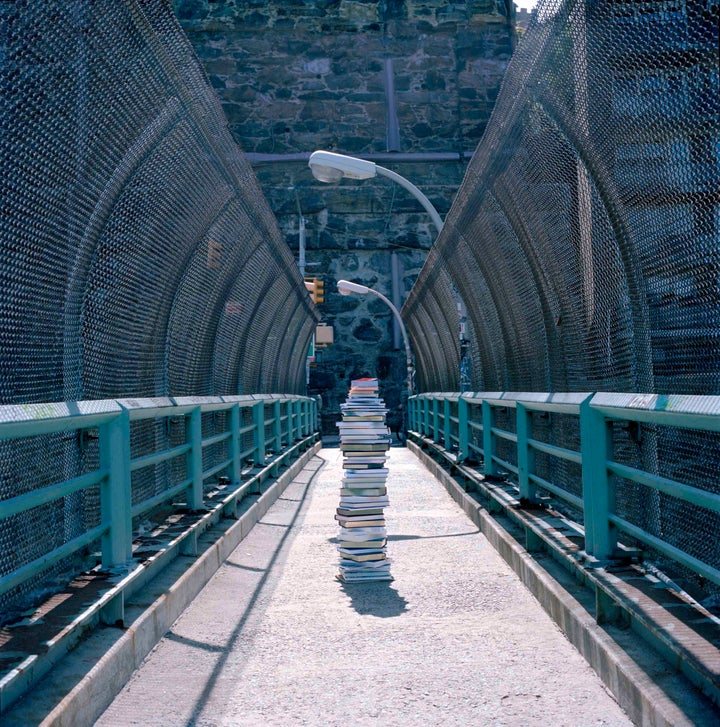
337,279,414,397
310,149,472,388
308,150,444,234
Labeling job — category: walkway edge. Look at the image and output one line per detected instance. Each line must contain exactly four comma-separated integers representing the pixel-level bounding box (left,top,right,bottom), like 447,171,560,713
408,441,711,727
18,442,321,727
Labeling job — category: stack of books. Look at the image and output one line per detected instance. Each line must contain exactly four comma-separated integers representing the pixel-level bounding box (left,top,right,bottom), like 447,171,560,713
335,378,393,582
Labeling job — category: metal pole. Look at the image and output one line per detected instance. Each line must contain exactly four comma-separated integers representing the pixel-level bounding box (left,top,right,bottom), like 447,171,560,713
375,165,444,234
365,287,413,397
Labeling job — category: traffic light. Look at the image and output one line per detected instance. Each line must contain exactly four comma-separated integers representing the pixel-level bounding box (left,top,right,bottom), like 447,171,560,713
304,277,324,304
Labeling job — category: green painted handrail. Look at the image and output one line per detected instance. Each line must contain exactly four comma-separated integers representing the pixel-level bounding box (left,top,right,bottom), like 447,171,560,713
409,391,720,586
0,395,318,601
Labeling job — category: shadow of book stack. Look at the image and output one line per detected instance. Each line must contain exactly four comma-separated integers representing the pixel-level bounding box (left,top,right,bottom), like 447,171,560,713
335,377,393,583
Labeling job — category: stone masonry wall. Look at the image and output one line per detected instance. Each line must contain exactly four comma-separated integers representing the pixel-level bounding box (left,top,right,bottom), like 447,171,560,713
174,0,516,433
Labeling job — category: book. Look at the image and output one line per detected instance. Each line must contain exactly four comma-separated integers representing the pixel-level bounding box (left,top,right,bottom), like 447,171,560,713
339,497,390,507
338,550,387,562
338,539,387,549
336,507,385,517
338,526,387,539
335,519,386,528
340,442,390,452
340,487,387,497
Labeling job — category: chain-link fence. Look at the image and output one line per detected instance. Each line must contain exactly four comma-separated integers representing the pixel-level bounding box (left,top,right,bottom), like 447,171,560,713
403,0,719,597
0,0,318,621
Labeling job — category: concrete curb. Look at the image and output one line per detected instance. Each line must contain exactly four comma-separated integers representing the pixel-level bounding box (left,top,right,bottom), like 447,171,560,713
27,442,322,727
408,441,713,727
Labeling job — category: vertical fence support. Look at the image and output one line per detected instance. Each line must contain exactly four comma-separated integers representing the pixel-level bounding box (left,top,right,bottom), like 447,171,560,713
443,398,452,449
300,399,307,436
293,399,302,440
99,409,131,567
253,401,265,466
273,400,282,452
432,397,439,443
481,400,497,477
516,402,536,503
230,403,242,485
186,406,204,511
287,399,294,442
457,396,469,462
580,396,614,559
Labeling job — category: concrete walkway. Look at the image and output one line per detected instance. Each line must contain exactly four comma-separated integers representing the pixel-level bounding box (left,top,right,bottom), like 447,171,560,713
96,447,632,726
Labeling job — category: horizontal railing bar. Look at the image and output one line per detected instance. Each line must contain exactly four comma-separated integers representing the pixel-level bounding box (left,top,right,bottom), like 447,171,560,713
590,393,720,433
239,446,256,461
528,473,584,511
0,522,107,598
607,460,720,514
491,455,518,476
238,423,255,435
126,408,184,421
203,431,231,448
0,412,119,439
609,512,720,587
0,469,107,520
528,438,582,465
468,420,483,432
131,478,192,520
491,427,517,444
468,441,483,456
204,458,232,481
130,443,191,473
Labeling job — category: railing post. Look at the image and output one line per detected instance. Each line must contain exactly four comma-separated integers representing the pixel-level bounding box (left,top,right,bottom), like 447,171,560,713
443,397,451,449
273,399,282,451
99,408,132,566
186,406,204,510
299,399,307,436
516,402,536,503
230,403,242,485
458,396,469,462
580,396,614,559
293,399,301,440
432,397,439,443
482,400,497,477
253,400,266,465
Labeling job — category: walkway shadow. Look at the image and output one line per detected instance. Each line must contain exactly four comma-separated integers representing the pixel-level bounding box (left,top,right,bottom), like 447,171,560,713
339,580,408,618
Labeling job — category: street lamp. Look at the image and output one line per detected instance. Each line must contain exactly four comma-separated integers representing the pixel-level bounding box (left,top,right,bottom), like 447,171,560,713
337,279,414,399
309,150,444,234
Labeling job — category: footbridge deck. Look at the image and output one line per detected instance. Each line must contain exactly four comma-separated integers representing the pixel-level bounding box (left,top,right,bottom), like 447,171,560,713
4,447,716,726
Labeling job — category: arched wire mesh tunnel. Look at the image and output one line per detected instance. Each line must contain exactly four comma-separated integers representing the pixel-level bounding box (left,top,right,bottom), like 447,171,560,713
0,0,719,702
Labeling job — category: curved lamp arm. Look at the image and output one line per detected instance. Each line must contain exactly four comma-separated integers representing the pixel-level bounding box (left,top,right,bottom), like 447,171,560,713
338,279,414,396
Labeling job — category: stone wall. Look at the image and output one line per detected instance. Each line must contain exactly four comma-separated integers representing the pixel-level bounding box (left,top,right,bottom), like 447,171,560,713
174,0,515,433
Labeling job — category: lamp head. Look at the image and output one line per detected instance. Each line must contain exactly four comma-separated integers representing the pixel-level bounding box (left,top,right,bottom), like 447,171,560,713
309,150,377,182
337,279,370,296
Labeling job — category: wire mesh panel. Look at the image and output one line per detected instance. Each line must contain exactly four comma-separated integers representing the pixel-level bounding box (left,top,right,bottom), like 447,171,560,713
0,1,318,620
408,0,719,396
403,249,461,393
405,0,719,595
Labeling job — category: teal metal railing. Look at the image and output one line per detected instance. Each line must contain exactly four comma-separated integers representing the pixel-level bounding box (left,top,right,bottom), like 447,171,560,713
0,395,318,603
408,392,720,587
